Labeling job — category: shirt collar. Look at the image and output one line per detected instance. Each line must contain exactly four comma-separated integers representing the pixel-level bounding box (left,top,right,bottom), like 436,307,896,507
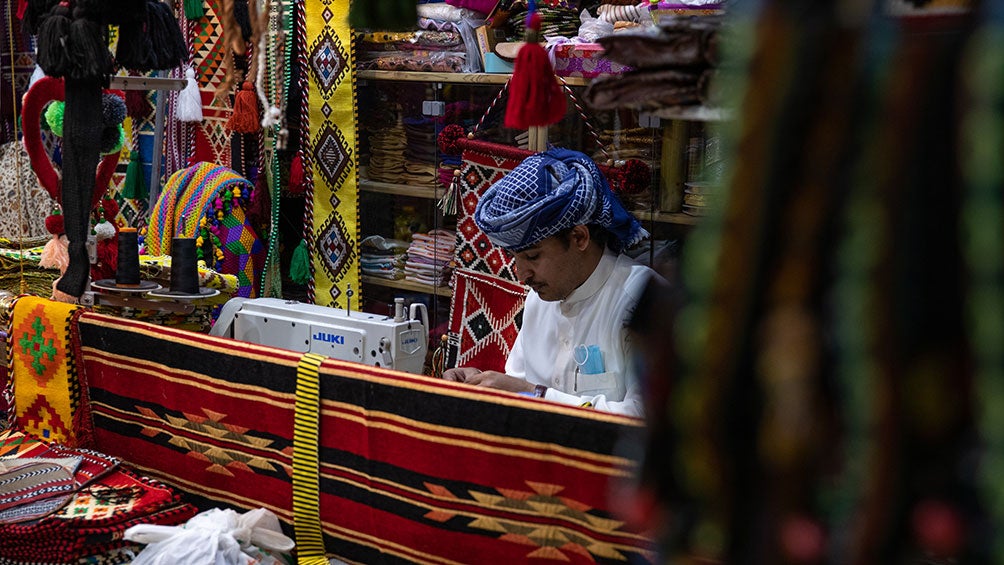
562,249,617,308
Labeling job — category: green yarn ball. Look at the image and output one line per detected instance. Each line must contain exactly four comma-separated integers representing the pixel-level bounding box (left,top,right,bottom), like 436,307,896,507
44,101,65,137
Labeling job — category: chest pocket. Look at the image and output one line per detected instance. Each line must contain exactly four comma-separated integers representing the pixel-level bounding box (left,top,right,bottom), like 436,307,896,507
574,370,617,394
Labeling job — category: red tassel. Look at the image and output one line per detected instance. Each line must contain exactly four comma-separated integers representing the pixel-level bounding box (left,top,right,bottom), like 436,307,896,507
226,81,261,133
125,89,153,120
288,153,305,195
504,11,566,129
45,213,65,235
249,172,270,226
91,237,118,282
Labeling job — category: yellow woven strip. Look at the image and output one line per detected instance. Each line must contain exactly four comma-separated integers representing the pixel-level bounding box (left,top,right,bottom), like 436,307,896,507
294,352,329,565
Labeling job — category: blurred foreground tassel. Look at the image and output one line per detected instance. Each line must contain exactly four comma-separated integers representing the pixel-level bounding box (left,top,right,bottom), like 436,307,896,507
504,0,566,129
348,0,417,32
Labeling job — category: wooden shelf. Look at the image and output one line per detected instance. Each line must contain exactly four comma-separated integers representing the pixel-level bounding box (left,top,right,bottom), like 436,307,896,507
359,178,441,200
362,275,453,298
633,210,702,226
357,70,591,87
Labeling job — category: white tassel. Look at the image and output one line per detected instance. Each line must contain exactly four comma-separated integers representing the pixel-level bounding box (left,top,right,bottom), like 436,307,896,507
176,67,204,123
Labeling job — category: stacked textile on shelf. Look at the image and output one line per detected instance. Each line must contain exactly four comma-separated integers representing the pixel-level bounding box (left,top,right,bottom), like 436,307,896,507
360,235,408,280
585,15,722,109
404,229,455,287
355,2,488,73
401,117,439,187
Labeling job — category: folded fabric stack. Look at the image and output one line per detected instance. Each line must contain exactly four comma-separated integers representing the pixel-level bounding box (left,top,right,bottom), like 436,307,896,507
0,429,197,563
404,229,455,287
585,15,722,110
355,2,488,73
361,235,409,280
365,117,408,184
401,117,439,187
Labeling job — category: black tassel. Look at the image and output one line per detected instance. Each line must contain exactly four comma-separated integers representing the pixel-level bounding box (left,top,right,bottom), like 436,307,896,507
145,0,188,70
68,9,112,80
115,17,153,71
23,0,60,35
35,2,72,78
76,0,146,25
233,0,252,42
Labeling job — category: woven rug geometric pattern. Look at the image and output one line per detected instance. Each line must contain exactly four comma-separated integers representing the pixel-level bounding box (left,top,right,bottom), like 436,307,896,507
454,147,523,282
447,269,527,373
304,1,359,307
77,312,656,564
8,297,84,446
189,0,232,168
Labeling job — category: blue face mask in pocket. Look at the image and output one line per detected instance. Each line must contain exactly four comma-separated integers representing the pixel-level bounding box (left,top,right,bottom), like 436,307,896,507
573,344,605,375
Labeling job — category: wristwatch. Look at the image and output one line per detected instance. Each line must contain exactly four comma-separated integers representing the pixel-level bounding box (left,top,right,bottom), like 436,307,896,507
533,384,548,398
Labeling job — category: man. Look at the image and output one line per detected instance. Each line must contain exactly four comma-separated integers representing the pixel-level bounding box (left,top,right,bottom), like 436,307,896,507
443,148,656,417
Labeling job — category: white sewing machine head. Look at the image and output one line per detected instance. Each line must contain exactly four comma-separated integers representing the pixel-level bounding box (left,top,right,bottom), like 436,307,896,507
210,297,429,374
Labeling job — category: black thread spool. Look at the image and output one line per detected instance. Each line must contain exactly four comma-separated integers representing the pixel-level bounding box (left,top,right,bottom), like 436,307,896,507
169,237,200,295
114,227,141,287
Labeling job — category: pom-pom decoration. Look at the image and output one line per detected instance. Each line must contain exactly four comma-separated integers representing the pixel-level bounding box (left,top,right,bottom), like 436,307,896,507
101,91,127,126
44,100,65,136
20,76,122,209
100,124,126,155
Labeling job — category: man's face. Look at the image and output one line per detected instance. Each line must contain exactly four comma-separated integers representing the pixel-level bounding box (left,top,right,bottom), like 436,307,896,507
511,233,587,302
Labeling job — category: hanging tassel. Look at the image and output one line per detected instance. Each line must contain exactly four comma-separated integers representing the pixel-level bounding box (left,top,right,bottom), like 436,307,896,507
184,0,204,20
288,153,305,195
35,1,72,77
125,88,153,120
226,81,260,133
248,170,270,226
176,67,204,122
289,238,310,285
121,150,147,199
504,0,566,130
116,14,153,70
145,0,188,70
67,9,112,80
439,169,461,217
40,211,69,272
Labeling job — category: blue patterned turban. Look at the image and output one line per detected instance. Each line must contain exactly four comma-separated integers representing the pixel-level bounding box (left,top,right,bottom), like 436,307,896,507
474,148,648,252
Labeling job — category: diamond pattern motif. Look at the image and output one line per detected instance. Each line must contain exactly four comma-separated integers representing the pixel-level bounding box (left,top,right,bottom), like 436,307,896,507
453,151,522,281
309,28,348,97
313,123,352,188
317,213,356,301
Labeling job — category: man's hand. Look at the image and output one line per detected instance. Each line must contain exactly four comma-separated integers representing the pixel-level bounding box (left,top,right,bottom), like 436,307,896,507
442,367,482,383
465,371,535,394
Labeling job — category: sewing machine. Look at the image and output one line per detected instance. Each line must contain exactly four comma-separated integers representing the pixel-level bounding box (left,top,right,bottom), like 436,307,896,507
210,297,429,374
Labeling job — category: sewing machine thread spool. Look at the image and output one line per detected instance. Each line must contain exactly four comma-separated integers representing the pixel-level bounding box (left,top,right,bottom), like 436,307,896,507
169,237,200,295
115,227,141,287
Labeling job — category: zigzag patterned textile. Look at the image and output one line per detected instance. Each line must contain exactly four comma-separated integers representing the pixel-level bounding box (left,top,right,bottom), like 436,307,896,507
146,162,265,298
76,312,657,563
7,297,84,446
305,1,359,307
189,0,232,168
0,429,196,562
454,145,524,281
447,269,527,373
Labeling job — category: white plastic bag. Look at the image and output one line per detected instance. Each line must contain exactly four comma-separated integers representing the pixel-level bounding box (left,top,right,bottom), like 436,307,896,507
125,507,295,565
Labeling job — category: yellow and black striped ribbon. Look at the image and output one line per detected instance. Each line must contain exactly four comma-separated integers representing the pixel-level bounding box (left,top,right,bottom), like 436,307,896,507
294,352,329,565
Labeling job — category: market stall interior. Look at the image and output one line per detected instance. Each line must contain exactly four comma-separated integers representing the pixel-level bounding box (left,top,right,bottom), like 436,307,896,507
2,0,1003,563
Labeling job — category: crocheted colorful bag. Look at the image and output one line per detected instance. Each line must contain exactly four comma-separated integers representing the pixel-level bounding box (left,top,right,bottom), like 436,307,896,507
146,162,264,298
